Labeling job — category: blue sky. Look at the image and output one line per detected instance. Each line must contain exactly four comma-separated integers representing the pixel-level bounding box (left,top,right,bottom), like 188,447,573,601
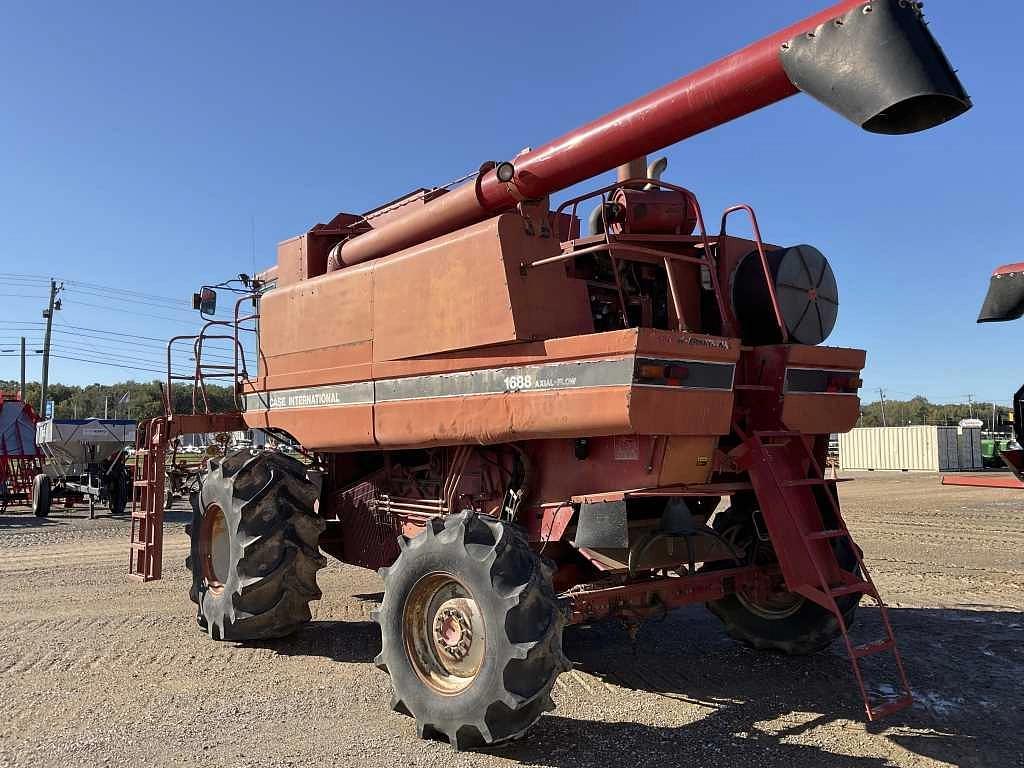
0,1,1018,404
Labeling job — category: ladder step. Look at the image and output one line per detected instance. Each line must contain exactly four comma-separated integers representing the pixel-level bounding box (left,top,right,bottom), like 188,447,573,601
755,430,801,439
806,529,848,540
128,542,150,551
830,581,875,598
852,638,895,659
782,478,826,487
133,480,153,487
868,695,913,721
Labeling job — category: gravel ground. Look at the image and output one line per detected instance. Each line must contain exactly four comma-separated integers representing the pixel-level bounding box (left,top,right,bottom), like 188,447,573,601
0,472,1020,768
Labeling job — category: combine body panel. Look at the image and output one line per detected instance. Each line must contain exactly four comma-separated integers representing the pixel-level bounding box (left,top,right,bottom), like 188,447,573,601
131,0,972,748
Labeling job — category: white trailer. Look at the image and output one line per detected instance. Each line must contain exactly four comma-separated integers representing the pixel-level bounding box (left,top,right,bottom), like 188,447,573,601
839,425,983,472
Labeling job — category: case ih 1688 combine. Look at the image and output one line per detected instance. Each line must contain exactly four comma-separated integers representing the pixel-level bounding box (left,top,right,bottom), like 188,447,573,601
128,0,970,749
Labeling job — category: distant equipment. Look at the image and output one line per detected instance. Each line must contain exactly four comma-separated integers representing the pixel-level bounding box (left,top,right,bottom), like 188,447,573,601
33,418,136,519
0,392,45,511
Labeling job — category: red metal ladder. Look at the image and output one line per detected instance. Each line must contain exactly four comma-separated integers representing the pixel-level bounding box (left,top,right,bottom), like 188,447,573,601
128,418,167,581
745,429,913,721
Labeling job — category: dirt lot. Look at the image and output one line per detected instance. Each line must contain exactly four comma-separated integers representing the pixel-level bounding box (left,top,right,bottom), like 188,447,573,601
0,472,1020,768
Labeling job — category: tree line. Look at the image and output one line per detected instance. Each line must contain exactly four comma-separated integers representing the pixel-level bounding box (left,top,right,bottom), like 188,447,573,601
857,395,1011,430
0,379,236,421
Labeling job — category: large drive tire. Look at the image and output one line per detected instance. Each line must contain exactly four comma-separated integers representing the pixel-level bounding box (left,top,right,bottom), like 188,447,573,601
705,505,859,655
186,450,327,641
374,511,570,750
32,474,51,518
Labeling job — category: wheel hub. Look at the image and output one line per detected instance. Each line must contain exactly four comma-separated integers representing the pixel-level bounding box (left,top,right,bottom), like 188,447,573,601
403,574,486,694
432,600,475,663
199,503,230,595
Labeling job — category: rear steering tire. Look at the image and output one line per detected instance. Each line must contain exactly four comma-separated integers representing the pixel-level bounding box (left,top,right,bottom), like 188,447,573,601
107,467,130,516
374,511,569,750
705,505,859,655
186,450,327,641
32,474,51,518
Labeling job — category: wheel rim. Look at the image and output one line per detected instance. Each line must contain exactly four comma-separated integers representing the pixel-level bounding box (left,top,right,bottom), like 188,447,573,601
199,503,231,595
403,572,485,695
736,585,805,619
721,519,805,620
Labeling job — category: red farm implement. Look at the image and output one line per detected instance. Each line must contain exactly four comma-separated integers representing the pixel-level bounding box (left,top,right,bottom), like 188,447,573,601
0,392,44,511
128,0,970,749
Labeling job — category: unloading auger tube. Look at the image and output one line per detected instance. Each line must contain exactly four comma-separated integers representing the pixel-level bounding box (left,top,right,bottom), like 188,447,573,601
327,0,969,270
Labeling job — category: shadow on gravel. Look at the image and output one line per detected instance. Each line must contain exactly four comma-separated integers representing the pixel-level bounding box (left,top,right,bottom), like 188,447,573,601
251,620,380,664
0,509,192,526
495,715,895,768
490,604,1021,768
0,513,67,529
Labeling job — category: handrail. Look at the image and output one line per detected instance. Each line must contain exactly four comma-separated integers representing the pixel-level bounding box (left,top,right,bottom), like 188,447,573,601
164,292,261,417
542,178,731,335
719,204,786,343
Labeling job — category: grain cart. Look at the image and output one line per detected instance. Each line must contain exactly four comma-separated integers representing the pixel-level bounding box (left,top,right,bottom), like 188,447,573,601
128,0,971,748
34,418,134,518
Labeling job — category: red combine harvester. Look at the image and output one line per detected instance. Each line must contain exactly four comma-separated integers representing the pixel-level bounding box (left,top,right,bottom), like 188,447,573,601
129,0,971,748
0,392,44,512
943,264,1024,489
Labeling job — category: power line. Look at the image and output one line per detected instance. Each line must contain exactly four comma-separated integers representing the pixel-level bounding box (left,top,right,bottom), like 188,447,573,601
59,295,202,326
53,321,186,344
51,317,250,366
47,353,191,377
63,278,188,307
51,338,240,367
61,285,193,313
0,273,187,307
51,322,242,365
48,341,187,370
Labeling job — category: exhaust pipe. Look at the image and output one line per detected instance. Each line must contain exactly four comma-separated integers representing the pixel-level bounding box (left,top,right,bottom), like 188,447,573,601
780,1,970,135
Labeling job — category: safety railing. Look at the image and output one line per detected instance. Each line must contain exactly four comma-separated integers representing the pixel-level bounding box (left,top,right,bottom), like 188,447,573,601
539,178,732,336
718,204,786,343
165,294,260,416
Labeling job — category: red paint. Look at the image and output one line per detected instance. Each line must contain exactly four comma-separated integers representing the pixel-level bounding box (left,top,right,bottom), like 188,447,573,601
993,263,1024,276
941,474,1024,489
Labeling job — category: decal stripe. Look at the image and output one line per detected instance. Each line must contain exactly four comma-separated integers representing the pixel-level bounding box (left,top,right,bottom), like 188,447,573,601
244,381,374,411
244,357,735,411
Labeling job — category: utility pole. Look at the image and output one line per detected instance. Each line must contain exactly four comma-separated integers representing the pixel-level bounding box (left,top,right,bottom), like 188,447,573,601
39,279,61,417
965,394,975,420
878,388,888,427
19,337,26,401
